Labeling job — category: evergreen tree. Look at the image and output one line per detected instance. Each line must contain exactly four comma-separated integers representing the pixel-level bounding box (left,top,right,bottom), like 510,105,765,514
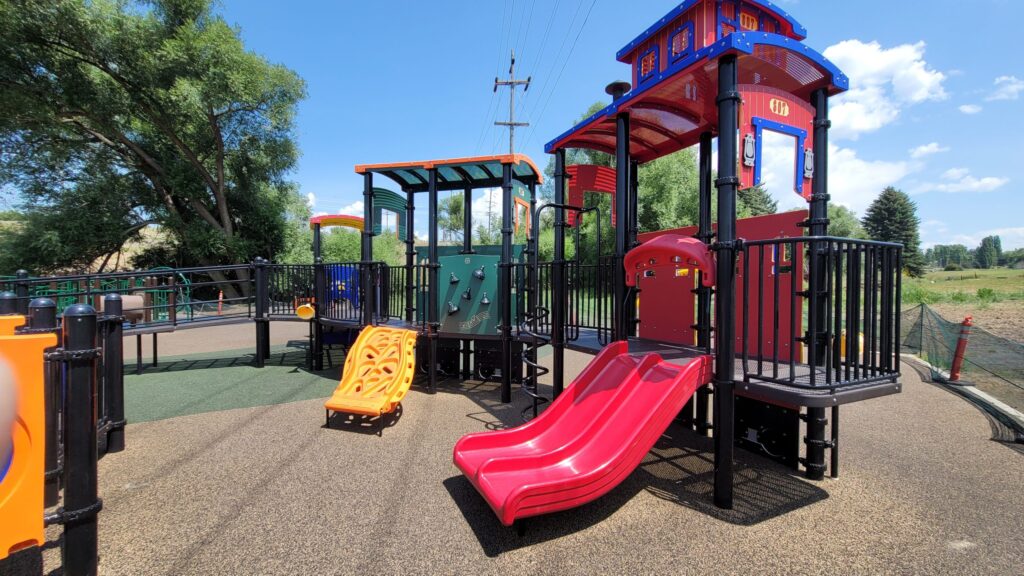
861,187,925,277
737,185,777,217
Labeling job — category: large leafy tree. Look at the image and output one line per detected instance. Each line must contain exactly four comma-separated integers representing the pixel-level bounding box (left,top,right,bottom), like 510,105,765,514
0,0,306,277
975,235,1000,269
826,204,865,239
862,186,925,277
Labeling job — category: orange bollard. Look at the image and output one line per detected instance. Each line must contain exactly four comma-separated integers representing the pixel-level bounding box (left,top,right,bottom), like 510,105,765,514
949,316,972,382
218,290,223,316
0,330,58,559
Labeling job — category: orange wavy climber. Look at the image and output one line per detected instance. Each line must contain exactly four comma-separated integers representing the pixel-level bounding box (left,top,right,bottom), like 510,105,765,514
324,326,416,424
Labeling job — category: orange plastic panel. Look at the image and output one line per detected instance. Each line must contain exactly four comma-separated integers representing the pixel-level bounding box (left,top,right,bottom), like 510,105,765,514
0,316,25,336
0,331,57,559
324,326,417,417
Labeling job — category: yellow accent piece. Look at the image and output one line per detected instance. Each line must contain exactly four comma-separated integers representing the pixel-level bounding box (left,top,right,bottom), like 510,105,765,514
838,330,865,358
0,316,25,336
0,331,58,559
325,326,417,417
675,268,690,277
296,303,315,321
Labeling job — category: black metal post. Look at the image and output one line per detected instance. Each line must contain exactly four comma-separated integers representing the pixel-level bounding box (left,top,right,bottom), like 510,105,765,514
313,223,326,370
61,304,101,576
626,158,639,336
462,186,474,254
552,149,567,398
427,169,439,393
0,290,16,315
15,269,29,315
26,298,61,506
253,257,269,368
526,181,538,391
805,87,833,481
695,131,714,436
500,163,514,403
362,173,375,327
713,54,739,510
614,113,630,342
405,189,416,323
101,294,125,453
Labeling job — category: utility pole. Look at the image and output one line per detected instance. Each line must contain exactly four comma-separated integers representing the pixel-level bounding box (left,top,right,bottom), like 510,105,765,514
494,50,531,155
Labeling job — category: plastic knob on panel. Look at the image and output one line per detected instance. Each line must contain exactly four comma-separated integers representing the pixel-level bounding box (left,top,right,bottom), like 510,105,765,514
447,301,460,315
462,288,473,301
480,292,490,306
473,266,486,280
449,272,460,284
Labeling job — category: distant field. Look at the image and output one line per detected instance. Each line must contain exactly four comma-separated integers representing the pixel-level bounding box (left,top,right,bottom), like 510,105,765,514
904,267,1024,304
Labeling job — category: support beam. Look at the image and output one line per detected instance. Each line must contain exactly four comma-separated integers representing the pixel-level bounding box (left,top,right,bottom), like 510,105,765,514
805,87,832,481
462,186,474,254
695,130,714,437
713,54,739,510
428,169,439,393
405,189,415,323
500,163,514,403
613,112,630,342
362,173,375,326
552,149,567,398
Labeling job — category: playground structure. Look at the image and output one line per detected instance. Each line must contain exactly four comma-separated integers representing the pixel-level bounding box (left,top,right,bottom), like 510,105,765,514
0,1,910,567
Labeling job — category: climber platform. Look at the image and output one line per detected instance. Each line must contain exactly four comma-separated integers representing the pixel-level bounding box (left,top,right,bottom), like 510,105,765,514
324,325,417,431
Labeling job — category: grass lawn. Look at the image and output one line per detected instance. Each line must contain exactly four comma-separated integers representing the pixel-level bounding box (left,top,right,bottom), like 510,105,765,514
903,267,1024,305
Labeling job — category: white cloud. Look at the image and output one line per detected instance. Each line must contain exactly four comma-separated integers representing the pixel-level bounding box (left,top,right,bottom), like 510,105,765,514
756,137,912,214
823,40,947,140
986,75,1024,101
305,192,316,208
958,104,982,115
338,200,363,216
913,168,1008,194
909,142,949,159
471,188,502,229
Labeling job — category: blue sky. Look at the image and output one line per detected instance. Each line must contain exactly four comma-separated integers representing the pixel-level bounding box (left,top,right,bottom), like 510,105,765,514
221,0,1023,249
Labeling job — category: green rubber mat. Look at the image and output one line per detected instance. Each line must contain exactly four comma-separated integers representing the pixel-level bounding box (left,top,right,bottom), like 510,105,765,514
123,345,342,423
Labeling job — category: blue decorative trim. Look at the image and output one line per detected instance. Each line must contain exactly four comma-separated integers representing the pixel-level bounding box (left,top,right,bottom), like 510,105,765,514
751,116,807,194
547,33,847,153
0,446,12,484
637,46,660,84
669,21,695,63
615,0,807,61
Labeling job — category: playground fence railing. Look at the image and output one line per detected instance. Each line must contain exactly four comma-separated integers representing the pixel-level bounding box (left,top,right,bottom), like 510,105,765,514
740,236,903,390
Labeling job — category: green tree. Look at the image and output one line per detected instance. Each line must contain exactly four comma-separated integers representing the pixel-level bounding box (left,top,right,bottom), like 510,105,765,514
737,184,777,218
437,193,464,244
975,236,999,269
861,187,925,277
0,0,306,278
826,205,865,239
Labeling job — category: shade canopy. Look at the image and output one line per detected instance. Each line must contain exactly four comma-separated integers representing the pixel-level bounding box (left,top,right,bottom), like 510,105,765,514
354,154,543,193
545,32,847,164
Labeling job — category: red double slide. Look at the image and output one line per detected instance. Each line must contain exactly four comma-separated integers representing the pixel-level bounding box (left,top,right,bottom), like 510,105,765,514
453,342,712,526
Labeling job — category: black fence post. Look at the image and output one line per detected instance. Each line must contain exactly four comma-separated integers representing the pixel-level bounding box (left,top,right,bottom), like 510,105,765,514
25,297,61,507
15,270,30,315
0,290,16,315
61,304,101,576
551,149,567,398
253,258,269,368
102,294,125,453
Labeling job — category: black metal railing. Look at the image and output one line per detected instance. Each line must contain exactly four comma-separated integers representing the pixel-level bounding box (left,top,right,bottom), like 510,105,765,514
267,264,315,318
5,264,255,331
319,262,362,323
740,236,902,390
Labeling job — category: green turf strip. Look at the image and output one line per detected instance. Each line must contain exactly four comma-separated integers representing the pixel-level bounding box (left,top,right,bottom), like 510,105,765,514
123,345,341,423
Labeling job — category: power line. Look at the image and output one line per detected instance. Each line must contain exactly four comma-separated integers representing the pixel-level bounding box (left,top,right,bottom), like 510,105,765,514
474,0,515,154
518,0,585,126
494,51,531,154
515,0,560,120
524,0,598,149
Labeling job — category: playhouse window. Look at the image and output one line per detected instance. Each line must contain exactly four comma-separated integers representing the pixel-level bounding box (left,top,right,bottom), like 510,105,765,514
669,22,694,62
740,11,758,31
638,47,658,83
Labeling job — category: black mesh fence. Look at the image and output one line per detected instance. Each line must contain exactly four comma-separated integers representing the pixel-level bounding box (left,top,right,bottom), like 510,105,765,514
901,304,1024,413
